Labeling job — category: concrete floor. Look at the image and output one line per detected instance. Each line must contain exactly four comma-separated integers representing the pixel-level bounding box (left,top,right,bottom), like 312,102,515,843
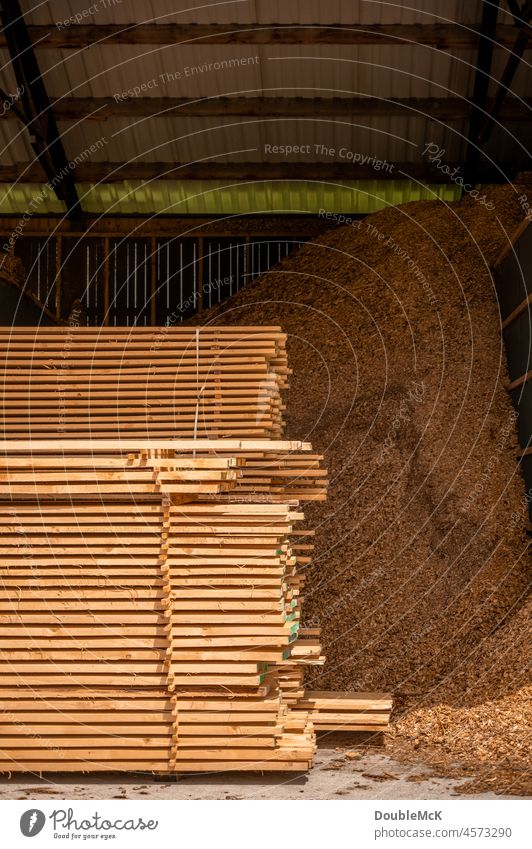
0,745,520,801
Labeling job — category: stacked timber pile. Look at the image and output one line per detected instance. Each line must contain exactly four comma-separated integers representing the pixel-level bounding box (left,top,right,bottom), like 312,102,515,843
0,445,243,500
0,328,391,774
0,494,174,773
163,496,316,772
0,326,288,438
0,439,323,772
295,692,393,733
201,180,532,794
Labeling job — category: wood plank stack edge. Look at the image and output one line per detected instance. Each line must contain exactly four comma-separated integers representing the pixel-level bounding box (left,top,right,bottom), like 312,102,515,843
0,327,391,774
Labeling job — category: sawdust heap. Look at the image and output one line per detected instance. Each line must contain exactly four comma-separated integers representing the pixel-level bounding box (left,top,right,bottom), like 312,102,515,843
199,179,532,795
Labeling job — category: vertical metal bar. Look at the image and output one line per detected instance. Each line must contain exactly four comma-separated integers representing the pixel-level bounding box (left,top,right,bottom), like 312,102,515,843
197,236,204,314
179,241,183,314
217,241,221,306
129,243,133,323
88,243,94,324
244,235,250,290
150,236,157,326
144,241,148,325
206,243,211,309
55,234,62,320
103,237,110,326
35,241,40,302
167,240,170,312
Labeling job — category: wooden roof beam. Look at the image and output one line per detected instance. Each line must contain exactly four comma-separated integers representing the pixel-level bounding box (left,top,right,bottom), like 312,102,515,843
0,23,528,49
1,96,529,121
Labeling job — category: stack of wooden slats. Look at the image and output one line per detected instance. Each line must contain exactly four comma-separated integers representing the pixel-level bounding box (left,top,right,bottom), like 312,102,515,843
0,440,326,504
0,439,325,772
165,501,317,771
295,692,394,733
0,327,288,439
0,327,391,774
0,498,173,771
200,449,328,502
0,445,242,500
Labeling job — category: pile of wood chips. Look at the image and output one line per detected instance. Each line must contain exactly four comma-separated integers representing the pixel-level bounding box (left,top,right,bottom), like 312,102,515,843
200,177,532,795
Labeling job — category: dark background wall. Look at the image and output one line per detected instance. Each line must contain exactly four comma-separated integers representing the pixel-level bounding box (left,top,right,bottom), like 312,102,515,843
0,277,54,325
494,222,532,519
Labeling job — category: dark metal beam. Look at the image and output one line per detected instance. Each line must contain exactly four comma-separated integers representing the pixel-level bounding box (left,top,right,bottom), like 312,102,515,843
505,0,524,24
479,1,532,143
0,0,82,219
463,0,501,188
0,22,527,49
0,216,329,237
0,95,530,122
0,160,521,184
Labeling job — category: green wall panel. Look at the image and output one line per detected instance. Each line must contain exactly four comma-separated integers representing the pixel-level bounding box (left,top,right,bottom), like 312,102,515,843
0,180,461,217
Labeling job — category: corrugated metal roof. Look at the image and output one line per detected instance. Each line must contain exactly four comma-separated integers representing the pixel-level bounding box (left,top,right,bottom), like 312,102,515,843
0,1,528,215
48,111,466,163
2,38,509,168
24,1,483,27
4,38,531,106
0,119,33,168
35,44,266,100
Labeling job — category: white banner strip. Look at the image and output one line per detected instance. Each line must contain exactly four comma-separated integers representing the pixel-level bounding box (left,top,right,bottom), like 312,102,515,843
2,799,529,848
